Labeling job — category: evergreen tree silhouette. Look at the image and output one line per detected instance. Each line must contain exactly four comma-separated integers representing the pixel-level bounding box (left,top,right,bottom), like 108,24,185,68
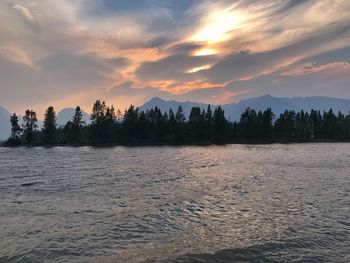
43,106,57,144
213,106,227,143
123,105,139,142
10,113,22,140
175,105,186,123
189,107,203,141
175,105,186,142
64,106,85,143
239,108,258,139
6,113,22,145
22,110,38,144
90,100,107,142
205,105,213,140
72,106,85,142
261,108,274,139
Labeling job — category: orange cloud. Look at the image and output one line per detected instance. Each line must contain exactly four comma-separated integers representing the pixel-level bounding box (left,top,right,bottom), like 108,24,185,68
149,80,225,95
211,90,249,104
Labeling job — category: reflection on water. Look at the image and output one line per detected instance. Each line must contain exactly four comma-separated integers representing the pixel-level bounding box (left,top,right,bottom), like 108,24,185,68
0,144,349,262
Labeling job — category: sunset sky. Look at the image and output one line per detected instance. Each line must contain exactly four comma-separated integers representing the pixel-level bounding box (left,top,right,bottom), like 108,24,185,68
1,0,350,116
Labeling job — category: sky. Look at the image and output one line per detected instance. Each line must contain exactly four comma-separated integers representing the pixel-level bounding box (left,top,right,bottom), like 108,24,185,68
1,0,350,116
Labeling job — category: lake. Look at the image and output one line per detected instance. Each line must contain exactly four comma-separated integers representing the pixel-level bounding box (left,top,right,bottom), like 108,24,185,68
0,144,349,262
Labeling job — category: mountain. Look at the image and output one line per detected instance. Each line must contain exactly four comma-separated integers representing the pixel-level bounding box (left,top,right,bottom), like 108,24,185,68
140,95,350,121
56,108,90,127
140,97,210,117
0,107,11,140
223,95,350,120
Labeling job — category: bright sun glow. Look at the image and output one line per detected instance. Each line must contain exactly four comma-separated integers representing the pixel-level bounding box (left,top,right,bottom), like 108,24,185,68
191,7,242,43
187,64,212,73
193,48,218,56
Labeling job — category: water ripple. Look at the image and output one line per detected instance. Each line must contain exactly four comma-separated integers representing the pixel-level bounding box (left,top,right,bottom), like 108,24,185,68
0,144,349,262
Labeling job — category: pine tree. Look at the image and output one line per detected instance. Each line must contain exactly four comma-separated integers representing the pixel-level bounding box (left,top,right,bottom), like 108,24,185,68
90,100,107,142
70,106,85,143
73,106,84,127
22,110,38,144
91,100,106,125
239,108,258,139
10,113,22,140
188,107,202,141
213,106,227,143
105,106,116,142
175,105,186,124
43,106,57,144
174,105,186,142
123,105,139,142
261,108,274,139
205,105,213,140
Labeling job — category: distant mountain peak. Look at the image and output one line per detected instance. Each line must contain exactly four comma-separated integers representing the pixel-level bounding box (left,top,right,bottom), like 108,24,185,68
57,108,90,126
260,94,273,98
140,95,350,121
0,106,11,115
148,96,163,102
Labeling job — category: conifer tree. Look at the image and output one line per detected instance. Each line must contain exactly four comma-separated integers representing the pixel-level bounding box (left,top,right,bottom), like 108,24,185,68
10,113,22,140
70,106,85,142
175,105,186,124
213,106,227,143
90,100,107,142
22,110,38,144
43,106,57,144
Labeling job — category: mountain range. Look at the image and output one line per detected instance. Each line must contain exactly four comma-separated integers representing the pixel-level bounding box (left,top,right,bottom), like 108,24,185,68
140,95,350,121
1,95,350,140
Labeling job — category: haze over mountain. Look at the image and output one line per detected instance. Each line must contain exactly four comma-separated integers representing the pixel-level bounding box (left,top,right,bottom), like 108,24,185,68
140,97,210,117
223,95,350,121
0,107,11,141
140,95,350,121
56,108,90,127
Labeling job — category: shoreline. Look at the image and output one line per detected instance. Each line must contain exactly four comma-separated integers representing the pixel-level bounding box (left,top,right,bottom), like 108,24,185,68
1,140,349,148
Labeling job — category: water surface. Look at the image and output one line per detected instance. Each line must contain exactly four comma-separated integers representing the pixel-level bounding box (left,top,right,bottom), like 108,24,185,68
0,144,349,262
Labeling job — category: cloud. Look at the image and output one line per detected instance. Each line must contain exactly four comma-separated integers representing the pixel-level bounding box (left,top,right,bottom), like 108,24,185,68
12,4,34,22
166,43,204,55
0,1,133,114
1,0,350,115
282,62,350,77
0,51,128,105
201,22,350,83
135,53,218,82
0,47,35,68
211,90,250,104
274,0,313,14
221,61,350,100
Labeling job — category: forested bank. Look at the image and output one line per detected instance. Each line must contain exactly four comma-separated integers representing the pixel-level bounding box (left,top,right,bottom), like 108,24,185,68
3,100,350,146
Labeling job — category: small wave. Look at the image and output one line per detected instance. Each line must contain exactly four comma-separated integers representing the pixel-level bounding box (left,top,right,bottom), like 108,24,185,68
165,238,329,263
20,182,42,187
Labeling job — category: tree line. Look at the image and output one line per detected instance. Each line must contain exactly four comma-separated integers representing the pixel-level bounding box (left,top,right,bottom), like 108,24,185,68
4,100,350,146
